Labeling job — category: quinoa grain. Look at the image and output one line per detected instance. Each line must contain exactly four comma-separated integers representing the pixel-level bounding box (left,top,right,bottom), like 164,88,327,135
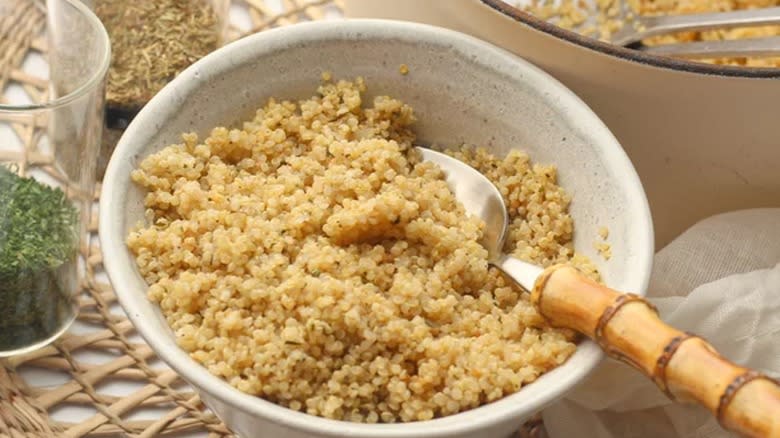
128,78,597,423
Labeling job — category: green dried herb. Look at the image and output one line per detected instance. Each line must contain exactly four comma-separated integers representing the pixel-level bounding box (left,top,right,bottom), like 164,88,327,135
0,166,79,352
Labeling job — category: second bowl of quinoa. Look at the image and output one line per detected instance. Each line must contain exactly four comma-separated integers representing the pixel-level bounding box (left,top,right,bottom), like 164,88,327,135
100,19,653,438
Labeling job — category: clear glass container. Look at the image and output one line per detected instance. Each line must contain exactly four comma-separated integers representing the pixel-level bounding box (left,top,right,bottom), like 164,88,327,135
91,0,230,177
0,0,110,356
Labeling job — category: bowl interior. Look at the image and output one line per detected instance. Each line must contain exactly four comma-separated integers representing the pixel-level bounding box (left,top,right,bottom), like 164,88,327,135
100,19,653,437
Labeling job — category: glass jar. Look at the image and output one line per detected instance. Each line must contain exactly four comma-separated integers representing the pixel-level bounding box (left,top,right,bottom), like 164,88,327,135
91,0,230,178
0,0,110,356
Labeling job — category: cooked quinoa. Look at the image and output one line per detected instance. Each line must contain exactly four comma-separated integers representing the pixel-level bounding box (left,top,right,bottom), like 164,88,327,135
127,78,598,423
516,0,780,68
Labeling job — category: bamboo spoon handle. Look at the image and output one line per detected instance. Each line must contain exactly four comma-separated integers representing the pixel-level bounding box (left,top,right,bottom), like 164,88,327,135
532,265,780,438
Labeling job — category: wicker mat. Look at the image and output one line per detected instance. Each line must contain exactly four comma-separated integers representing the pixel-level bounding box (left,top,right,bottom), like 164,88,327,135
0,1,545,436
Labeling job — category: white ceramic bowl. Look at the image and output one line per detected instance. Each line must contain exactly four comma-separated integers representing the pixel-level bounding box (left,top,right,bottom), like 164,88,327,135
99,19,654,438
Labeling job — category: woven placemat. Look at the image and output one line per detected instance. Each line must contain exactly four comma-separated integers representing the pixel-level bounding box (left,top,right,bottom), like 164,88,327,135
0,1,546,437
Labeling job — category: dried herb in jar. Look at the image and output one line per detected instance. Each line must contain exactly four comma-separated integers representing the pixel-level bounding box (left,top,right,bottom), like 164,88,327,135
0,165,79,352
95,0,221,177
95,0,220,112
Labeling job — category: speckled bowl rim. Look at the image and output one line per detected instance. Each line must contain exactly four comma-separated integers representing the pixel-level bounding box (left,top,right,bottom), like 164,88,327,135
100,19,654,437
481,0,780,79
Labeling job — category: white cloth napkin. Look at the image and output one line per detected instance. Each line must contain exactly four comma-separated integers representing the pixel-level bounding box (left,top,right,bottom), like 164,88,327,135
544,208,780,438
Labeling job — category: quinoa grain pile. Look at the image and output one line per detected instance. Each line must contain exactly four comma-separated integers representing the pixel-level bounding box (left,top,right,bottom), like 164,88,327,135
127,78,596,423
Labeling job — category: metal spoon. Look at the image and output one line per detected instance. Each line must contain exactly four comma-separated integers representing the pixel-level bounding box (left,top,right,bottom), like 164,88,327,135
416,147,541,286
611,6,780,45
626,8,780,58
418,147,780,438
579,3,780,58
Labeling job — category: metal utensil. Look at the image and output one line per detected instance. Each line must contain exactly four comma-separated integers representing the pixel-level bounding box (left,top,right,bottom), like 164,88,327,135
609,6,780,58
418,146,780,438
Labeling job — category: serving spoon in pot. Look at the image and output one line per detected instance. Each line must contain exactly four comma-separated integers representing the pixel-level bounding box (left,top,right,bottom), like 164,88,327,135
417,147,780,438
609,6,780,58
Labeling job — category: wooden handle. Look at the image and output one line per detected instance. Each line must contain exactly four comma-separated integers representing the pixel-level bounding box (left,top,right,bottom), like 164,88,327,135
531,265,780,438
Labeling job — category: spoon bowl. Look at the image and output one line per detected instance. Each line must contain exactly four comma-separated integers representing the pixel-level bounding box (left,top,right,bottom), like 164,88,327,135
416,147,507,261
417,147,544,290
